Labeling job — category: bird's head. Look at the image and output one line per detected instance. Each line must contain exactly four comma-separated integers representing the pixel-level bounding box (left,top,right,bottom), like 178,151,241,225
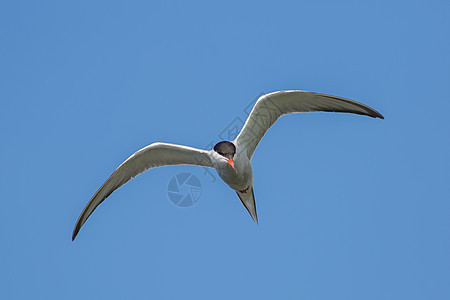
213,141,236,169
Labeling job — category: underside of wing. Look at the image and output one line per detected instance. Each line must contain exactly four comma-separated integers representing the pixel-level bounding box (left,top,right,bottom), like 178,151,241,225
72,142,213,240
234,90,384,159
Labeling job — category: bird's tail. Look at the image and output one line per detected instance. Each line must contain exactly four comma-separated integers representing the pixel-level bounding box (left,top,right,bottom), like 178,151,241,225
236,187,258,225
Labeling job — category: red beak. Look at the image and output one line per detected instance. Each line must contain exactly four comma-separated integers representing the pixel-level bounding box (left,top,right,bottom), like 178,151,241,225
227,158,235,169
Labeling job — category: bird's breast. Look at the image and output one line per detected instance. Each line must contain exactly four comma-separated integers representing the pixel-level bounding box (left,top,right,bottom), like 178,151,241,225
215,155,253,191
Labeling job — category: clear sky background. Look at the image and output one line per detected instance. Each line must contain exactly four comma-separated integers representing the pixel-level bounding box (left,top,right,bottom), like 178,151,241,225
1,1,449,299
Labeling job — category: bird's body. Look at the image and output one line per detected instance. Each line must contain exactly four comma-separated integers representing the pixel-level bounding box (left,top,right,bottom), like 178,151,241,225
210,144,257,222
72,90,383,240
211,146,253,191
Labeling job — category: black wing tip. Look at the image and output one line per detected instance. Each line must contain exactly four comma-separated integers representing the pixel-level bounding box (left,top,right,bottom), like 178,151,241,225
316,92,384,120
368,109,384,119
368,111,384,119
72,228,79,241
72,222,82,241
350,103,385,120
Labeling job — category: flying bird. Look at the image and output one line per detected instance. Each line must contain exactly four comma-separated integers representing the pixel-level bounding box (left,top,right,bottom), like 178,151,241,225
72,90,383,240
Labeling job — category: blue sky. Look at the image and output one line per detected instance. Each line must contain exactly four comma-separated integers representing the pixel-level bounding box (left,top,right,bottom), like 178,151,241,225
1,1,449,299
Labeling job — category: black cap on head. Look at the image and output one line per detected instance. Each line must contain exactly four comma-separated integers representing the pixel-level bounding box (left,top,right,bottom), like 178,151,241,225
213,141,236,159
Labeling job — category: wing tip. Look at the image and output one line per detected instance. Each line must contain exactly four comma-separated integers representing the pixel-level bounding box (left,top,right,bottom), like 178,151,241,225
370,109,384,120
72,225,80,241
72,214,86,241
368,109,384,120
369,111,384,119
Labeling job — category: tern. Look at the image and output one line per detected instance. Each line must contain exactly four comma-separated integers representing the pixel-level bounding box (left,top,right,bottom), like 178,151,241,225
72,90,383,240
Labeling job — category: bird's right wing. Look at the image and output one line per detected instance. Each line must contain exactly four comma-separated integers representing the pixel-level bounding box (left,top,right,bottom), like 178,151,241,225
234,90,384,160
72,142,213,240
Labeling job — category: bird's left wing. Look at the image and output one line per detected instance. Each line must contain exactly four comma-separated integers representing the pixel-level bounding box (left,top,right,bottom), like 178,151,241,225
72,142,213,240
234,90,384,160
